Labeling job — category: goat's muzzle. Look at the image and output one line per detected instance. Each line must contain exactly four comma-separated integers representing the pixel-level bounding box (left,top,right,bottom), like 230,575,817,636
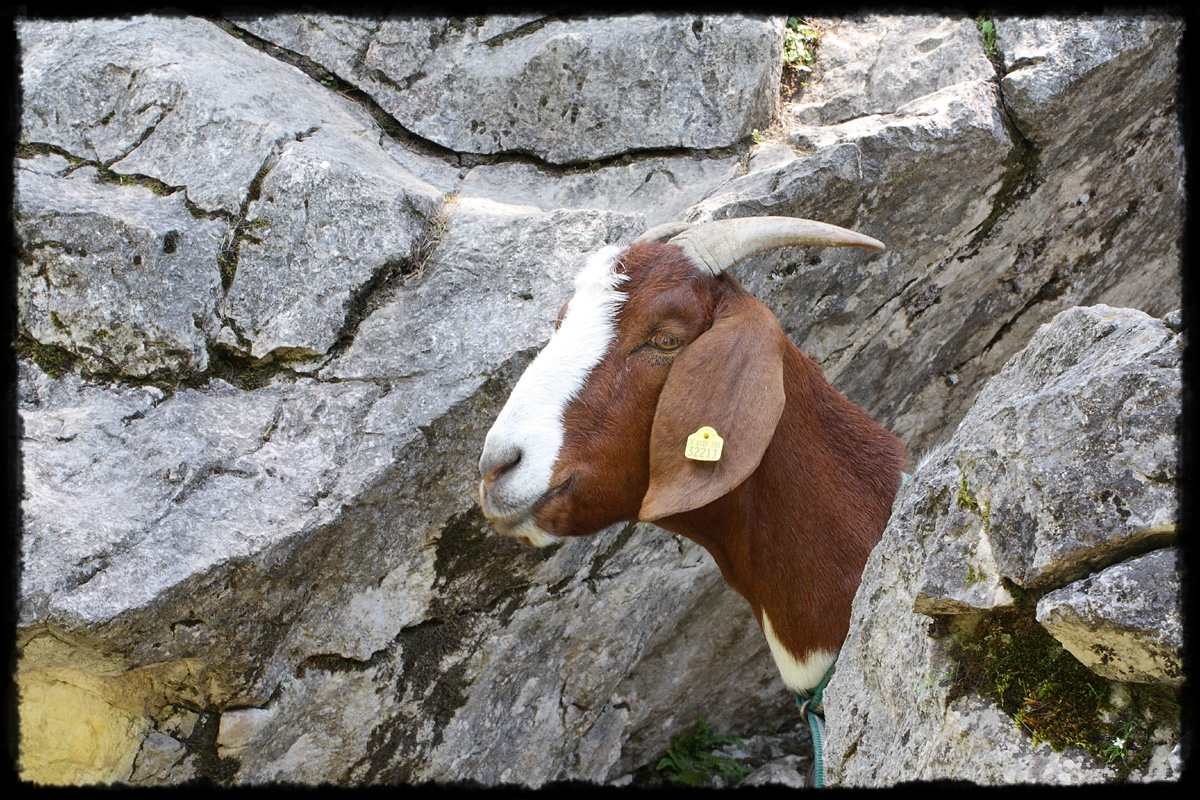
478,469,569,547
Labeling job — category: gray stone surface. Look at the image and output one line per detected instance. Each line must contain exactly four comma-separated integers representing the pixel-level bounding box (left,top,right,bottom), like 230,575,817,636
20,16,390,216
823,476,1120,785
18,367,386,634
238,14,783,163
1037,548,1183,685
738,755,808,787
327,198,643,384
457,154,743,227
19,14,449,375
1141,741,1184,782
822,306,1180,785
186,520,793,786
17,158,226,378
218,131,443,360
915,306,1178,608
229,13,383,88
996,16,1181,150
20,335,795,781
16,193,787,783
788,14,996,126
129,732,196,785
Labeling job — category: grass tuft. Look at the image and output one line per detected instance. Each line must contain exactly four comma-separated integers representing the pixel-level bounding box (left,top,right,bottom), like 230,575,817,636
654,717,752,787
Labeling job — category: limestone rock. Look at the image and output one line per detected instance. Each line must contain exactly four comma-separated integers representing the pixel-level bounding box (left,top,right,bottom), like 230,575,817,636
738,755,808,787
17,631,154,786
16,628,207,786
820,473,1120,784
909,695,1118,784
687,139,871,225
822,306,1180,785
173,521,791,786
457,154,743,227
789,14,996,126
915,306,1179,607
217,131,443,360
327,199,643,384
996,16,1181,150
1036,549,1183,685
1141,741,1184,782
752,14,1181,461
16,158,225,378
717,722,814,787
15,11,1184,789
228,13,384,87
19,14,448,373
20,16,387,216
237,14,783,163
17,268,790,787
129,732,197,785
19,369,387,637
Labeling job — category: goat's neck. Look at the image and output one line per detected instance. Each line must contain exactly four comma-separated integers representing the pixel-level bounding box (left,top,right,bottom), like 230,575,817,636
656,344,900,670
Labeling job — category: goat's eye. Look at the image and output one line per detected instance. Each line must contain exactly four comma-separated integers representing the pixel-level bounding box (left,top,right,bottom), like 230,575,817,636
648,331,682,351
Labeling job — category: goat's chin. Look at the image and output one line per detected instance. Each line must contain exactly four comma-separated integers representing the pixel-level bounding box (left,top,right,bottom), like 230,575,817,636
480,477,571,547
494,518,561,548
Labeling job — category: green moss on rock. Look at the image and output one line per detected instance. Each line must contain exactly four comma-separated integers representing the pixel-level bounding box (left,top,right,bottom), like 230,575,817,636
947,605,1179,779
18,335,79,379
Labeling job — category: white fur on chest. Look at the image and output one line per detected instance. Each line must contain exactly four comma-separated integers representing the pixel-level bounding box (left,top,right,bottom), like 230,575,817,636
761,610,837,693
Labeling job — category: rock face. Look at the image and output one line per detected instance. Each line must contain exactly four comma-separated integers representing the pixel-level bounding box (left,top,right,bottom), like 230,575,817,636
824,306,1182,785
17,158,226,378
909,306,1178,616
1036,549,1183,686
215,132,442,361
790,14,996,126
16,12,1182,787
233,14,784,164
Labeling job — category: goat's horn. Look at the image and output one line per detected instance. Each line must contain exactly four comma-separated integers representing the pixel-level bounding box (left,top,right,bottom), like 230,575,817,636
666,216,885,275
635,221,694,244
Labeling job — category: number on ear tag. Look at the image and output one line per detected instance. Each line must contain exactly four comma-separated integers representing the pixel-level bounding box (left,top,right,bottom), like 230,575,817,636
685,426,724,462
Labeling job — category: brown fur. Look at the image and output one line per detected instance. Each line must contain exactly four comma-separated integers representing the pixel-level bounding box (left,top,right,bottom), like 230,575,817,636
530,240,905,664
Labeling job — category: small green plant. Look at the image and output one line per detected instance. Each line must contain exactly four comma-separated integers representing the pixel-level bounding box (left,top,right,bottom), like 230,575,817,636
654,717,751,787
1103,720,1136,764
921,663,958,690
751,129,763,144
956,473,981,515
965,563,987,587
975,14,997,58
783,16,820,72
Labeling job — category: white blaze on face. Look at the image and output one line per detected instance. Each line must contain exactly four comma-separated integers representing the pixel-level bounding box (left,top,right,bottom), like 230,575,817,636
479,245,627,541
761,610,837,693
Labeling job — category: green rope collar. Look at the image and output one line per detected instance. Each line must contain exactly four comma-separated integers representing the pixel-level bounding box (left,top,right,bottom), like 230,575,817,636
794,660,836,788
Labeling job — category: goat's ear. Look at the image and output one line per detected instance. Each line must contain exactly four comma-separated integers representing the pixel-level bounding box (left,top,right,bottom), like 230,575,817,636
639,291,786,522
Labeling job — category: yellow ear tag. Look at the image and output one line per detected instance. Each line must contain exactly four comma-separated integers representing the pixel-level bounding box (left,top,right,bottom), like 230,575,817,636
685,426,724,462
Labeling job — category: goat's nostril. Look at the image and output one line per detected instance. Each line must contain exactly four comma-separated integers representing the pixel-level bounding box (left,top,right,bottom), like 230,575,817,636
491,450,521,481
481,447,522,488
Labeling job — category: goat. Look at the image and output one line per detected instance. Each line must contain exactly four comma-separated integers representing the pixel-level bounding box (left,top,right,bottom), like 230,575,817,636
477,216,904,692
